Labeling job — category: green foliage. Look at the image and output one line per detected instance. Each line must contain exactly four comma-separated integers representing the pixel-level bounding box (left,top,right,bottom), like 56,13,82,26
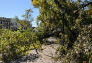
0,0,92,63
56,25,92,63
32,0,92,63
0,29,41,63
17,20,31,30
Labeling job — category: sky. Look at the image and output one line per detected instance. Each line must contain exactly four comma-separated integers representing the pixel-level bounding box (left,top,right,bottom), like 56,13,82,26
0,0,39,26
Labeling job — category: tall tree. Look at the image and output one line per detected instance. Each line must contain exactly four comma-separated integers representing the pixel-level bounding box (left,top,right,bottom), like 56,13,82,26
32,0,92,63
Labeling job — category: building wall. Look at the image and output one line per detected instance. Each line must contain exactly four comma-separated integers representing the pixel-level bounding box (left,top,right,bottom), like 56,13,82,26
0,17,11,29
0,17,32,30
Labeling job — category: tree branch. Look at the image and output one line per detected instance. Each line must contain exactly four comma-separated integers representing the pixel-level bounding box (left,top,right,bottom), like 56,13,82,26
82,2,92,8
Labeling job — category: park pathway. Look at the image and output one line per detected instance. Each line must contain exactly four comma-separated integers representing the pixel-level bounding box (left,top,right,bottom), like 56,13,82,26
11,44,62,63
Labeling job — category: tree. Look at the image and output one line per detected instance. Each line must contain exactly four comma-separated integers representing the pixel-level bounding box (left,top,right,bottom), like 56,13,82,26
32,0,92,63
22,9,33,21
18,20,31,30
21,9,33,29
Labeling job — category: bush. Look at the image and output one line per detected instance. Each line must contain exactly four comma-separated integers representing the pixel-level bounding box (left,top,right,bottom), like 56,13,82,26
0,29,41,63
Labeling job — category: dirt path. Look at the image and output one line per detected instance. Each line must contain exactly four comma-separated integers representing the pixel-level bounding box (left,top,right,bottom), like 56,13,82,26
12,44,62,63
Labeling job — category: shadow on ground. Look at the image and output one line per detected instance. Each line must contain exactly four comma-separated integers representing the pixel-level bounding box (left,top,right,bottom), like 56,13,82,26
11,54,40,63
